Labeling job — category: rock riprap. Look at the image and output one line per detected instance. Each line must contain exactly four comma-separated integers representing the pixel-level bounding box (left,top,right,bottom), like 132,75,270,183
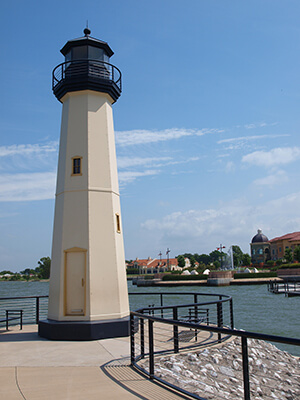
139,337,300,400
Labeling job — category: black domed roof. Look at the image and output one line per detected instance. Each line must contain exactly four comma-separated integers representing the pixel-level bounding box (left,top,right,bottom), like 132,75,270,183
252,229,269,243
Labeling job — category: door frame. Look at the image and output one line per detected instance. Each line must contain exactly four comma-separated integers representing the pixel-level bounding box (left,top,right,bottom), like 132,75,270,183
64,247,87,316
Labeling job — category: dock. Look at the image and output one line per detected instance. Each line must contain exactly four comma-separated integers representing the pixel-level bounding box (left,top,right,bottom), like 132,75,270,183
133,277,283,287
268,281,300,297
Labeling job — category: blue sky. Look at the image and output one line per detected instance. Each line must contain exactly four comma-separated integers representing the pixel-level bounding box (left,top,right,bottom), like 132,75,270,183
1,0,300,271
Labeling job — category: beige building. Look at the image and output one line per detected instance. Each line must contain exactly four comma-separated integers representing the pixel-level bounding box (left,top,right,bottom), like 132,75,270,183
250,230,300,264
39,29,129,340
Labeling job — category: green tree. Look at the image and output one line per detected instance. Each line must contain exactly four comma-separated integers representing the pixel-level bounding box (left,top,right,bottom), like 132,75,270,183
20,268,36,276
213,260,220,269
197,254,211,265
284,248,293,263
35,257,51,279
232,245,244,268
209,250,221,263
242,253,251,267
176,255,186,269
190,257,196,269
294,246,300,263
0,270,13,275
182,253,193,260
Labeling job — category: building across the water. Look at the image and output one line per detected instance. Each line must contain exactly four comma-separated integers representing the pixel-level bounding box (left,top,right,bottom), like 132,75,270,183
127,257,179,274
250,230,300,264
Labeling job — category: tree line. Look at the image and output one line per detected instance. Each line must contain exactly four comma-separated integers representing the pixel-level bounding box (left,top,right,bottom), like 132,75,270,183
0,257,51,281
177,246,251,271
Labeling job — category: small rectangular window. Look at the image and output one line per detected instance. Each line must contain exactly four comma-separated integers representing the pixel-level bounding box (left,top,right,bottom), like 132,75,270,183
72,157,82,175
116,213,121,233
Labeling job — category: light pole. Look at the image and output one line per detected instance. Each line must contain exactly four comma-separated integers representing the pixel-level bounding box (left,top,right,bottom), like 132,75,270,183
166,248,170,270
217,244,226,270
158,251,162,265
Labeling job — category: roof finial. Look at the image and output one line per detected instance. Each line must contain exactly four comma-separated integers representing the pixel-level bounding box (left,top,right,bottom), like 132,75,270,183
84,21,91,37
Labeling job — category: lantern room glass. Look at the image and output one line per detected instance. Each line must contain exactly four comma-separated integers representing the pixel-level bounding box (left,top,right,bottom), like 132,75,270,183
65,46,110,64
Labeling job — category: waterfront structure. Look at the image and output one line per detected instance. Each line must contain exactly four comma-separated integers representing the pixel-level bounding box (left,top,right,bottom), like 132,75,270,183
269,232,300,260
250,230,300,264
250,229,270,264
39,29,129,340
128,257,181,274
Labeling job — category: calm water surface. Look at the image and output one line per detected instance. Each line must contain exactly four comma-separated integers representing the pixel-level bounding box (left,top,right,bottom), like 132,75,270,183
0,280,299,354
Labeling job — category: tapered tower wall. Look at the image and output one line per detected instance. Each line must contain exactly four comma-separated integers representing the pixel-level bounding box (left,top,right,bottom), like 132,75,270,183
48,90,129,322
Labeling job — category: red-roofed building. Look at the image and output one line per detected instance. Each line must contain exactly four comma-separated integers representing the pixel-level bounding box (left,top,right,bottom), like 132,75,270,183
127,257,180,273
250,230,300,263
269,232,300,260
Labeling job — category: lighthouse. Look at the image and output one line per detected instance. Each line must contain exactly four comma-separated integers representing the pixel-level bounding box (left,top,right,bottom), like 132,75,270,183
39,29,130,340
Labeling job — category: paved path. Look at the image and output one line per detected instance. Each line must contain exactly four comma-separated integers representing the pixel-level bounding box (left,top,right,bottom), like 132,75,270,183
0,325,189,400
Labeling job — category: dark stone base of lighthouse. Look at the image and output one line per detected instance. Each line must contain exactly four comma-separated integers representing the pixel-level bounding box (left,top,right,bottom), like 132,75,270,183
38,317,130,341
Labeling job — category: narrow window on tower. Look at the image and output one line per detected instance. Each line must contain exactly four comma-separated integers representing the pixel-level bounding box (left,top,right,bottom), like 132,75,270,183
116,213,121,233
72,157,82,176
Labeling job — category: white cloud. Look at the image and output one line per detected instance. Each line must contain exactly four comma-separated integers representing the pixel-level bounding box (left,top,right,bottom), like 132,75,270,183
116,128,223,146
117,156,199,185
0,142,58,157
119,169,160,184
218,134,289,145
225,161,235,173
253,170,288,186
242,147,300,168
244,122,278,129
141,192,300,255
118,156,172,169
0,172,56,202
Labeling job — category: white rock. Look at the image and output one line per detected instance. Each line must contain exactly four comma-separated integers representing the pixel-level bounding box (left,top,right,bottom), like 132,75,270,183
188,354,197,362
232,360,240,370
219,366,235,377
172,365,181,373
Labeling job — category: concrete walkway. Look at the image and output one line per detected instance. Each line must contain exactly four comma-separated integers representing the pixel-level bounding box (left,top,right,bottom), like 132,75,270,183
0,325,189,400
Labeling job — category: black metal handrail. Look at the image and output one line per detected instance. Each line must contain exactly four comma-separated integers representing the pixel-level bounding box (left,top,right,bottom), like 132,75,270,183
52,59,122,92
0,291,231,326
0,295,48,325
1,292,299,399
130,306,300,400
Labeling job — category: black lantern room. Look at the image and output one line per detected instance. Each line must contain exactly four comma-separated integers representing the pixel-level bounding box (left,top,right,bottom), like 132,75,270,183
52,29,122,103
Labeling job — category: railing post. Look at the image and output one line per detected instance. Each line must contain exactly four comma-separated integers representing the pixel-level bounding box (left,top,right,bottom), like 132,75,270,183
173,307,179,353
20,310,23,330
194,294,198,321
160,293,163,318
6,310,8,331
140,312,145,359
148,319,154,379
36,297,40,324
217,297,223,343
230,298,234,329
130,314,135,366
241,336,251,400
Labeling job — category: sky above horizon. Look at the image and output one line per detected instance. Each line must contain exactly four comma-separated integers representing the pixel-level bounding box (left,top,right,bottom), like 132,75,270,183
1,0,300,272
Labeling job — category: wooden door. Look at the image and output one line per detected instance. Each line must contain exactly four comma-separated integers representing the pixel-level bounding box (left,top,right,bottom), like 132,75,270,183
64,248,86,316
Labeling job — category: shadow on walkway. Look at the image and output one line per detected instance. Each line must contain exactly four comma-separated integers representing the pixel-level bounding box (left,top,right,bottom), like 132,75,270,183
102,359,193,400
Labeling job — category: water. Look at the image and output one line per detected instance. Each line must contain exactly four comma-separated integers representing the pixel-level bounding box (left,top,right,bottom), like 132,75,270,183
0,280,299,355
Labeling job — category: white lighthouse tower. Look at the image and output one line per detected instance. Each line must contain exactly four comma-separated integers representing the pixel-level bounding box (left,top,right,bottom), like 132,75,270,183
39,29,130,340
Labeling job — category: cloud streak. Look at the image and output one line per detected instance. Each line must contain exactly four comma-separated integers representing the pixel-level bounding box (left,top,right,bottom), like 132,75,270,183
116,128,224,146
141,192,300,254
218,134,289,145
0,142,58,157
0,172,56,202
242,147,300,168
253,170,288,187
119,169,160,184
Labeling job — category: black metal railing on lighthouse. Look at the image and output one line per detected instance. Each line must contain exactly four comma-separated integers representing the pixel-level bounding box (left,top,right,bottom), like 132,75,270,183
52,59,122,101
